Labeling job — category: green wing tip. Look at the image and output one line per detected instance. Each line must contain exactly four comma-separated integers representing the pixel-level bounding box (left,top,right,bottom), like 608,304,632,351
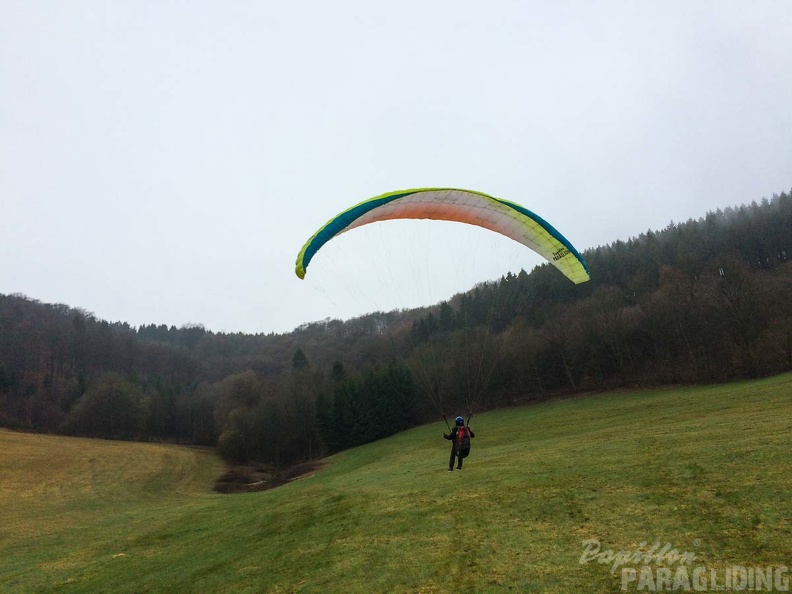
575,271,591,284
295,265,306,280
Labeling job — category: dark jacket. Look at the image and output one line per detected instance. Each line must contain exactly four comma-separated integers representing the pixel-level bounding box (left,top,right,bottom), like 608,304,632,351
444,425,475,443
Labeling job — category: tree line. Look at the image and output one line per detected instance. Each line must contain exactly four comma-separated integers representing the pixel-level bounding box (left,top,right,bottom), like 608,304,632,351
1,190,790,466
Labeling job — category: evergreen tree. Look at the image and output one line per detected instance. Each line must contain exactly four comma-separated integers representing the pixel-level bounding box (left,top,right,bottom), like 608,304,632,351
292,348,309,370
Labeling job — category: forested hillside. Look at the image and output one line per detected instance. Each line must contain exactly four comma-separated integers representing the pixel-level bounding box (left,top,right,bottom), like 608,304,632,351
1,190,790,466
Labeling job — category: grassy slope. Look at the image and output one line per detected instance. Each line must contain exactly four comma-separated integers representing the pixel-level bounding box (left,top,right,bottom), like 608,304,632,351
1,375,791,593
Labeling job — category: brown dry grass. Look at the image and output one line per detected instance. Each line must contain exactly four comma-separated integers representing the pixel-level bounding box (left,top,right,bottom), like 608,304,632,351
0,429,222,540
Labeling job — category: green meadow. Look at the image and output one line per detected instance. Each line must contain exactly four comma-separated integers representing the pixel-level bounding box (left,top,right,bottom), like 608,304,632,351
2,374,791,593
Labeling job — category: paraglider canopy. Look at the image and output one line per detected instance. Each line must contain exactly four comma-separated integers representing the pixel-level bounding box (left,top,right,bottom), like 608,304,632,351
295,188,589,284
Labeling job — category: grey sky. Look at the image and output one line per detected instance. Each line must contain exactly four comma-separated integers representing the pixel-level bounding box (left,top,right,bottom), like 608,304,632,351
2,1,790,334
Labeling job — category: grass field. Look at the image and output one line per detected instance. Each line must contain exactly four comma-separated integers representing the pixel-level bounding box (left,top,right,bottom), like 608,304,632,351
2,374,791,593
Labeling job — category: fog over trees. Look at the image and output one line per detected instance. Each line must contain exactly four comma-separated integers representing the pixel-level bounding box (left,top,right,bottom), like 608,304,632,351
1,190,790,467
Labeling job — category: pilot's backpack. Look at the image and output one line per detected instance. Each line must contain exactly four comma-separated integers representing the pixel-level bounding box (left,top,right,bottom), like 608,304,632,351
456,426,471,458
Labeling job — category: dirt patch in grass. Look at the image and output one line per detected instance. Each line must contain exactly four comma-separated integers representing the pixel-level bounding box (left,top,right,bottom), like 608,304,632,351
213,461,323,494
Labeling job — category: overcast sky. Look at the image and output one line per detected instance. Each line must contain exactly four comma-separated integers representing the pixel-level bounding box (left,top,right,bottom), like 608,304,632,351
2,1,790,334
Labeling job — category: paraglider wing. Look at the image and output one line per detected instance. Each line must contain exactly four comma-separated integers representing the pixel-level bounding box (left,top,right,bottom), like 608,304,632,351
295,188,590,284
